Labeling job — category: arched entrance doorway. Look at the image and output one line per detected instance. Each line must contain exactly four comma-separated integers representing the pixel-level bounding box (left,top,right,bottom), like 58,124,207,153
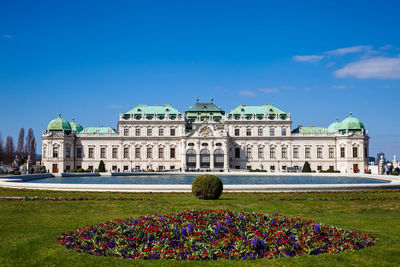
200,149,210,168
214,149,224,169
186,149,196,169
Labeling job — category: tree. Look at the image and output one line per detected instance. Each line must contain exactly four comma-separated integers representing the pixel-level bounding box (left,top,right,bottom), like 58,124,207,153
30,135,36,165
16,128,25,160
25,128,34,158
302,161,312,173
4,136,14,165
97,160,106,172
0,134,4,164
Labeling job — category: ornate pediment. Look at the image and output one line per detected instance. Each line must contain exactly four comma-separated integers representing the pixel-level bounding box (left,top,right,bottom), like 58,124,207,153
188,124,226,138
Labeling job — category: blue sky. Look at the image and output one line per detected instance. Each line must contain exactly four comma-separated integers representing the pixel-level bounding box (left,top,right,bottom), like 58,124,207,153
1,0,400,159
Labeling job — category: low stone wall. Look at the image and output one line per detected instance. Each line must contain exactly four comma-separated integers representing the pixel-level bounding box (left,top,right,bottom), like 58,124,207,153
0,173,54,182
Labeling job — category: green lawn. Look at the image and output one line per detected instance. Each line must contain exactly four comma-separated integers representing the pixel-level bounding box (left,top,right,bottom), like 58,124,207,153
0,188,399,266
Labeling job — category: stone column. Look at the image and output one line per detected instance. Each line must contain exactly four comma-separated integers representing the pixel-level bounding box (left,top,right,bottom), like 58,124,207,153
223,141,229,172
181,140,186,171
196,140,201,169
210,142,214,170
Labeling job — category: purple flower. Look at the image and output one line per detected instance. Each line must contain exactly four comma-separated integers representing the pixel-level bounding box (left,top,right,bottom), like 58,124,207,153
251,237,258,246
314,224,320,233
293,241,299,248
225,218,231,226
187,223,193,233
270,219,276,226
288,234,295,242
181,227,187,237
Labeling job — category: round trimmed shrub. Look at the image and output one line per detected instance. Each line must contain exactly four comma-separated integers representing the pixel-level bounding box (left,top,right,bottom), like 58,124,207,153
192,174,223,200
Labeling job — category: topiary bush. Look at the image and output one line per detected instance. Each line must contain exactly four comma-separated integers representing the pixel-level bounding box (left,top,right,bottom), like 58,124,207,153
302,161,312,173
98,160,106,172
192,174,223,200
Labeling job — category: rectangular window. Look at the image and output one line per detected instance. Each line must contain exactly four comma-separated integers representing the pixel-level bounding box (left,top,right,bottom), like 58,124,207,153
317,165,322,171
159,128,164,136
258,147,264,159
89,148,94,158
234,129,240,136
353,147,358,158
124,128,129,136
329,166,334,170
235,148,240,158
246,147,252,159
329,147,334,158
258,128,263,136
270,165,275,172
159,147,164,159
53,147,59,158
147,147,152,159
170,147,176,158
135,128,141,136
340,147,345,158
293,147,299,158
66,147,71,158
147,128,152,136
282,128,287,136
76,147,82,158
282,147,287,158
270,147,276,159
246,128,251,136
135,147,141,159
317,147,322,159
124,165,129,171
124,147,129,159
112,147,118,159
270,128,275,136
305,147,311,158
100,148,106,159
170,128,176,136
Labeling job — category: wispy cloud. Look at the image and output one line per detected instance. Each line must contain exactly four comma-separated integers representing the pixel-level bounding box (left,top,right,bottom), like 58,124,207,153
3,34,11,39
379,44,392,50
239,90,256,97
293,55,324,63
325,45,372,55
331,84,354,89
259,88,279,93
334,56,400,79
110,104,123,109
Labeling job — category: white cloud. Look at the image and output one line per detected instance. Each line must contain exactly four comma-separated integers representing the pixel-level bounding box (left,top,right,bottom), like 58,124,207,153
239,90,256,97
334,56,400,79
259,88,279,93
380,44,393,50
331,84,354,89
326,45,372,55
293,55,324,63
3,34,11,38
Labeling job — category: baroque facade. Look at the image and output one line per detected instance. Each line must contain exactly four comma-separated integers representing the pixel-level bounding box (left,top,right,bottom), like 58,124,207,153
42,100,369,173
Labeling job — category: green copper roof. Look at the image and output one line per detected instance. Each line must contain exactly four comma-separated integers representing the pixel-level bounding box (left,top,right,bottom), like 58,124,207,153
292,126,327,134
186,102,225,113
70,118,83,133
339,113,365,130
47,113,72,131
229,104,286,115
81,127,116,134
125,105,180,115
327,118,341,133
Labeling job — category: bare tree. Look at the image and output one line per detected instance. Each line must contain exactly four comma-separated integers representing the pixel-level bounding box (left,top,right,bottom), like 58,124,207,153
0,134,4,164
17,128,25,160
5,136,14,165
30,135,36,165
25,128,33,158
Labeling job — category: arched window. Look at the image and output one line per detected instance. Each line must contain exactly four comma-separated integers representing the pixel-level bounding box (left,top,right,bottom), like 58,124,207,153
214,149,224,168
186,149,196,169
200,149,210,168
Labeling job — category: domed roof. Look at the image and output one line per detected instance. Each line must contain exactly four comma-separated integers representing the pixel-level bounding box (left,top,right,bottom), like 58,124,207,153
327,118,341,133
70,118,83,133
339,113,365,130
47,113,72,131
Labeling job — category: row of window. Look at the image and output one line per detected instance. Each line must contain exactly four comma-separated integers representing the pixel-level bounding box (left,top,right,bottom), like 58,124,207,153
233,128,287,137
55,146,176,160
235,147,359,159
123,127,176,137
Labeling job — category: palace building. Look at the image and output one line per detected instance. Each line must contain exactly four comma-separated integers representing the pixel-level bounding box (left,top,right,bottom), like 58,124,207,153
42,100,369,173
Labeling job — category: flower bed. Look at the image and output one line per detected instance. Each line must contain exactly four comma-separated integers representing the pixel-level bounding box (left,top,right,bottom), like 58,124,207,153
58,210,375,260
0,196,154,201
259,196,400,201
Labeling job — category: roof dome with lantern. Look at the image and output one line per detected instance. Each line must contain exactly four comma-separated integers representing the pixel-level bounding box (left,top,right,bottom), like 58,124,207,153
70,118,83,133
46,113,72,132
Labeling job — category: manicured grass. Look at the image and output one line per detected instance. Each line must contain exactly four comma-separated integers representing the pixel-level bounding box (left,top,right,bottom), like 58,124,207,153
0,188,399,266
